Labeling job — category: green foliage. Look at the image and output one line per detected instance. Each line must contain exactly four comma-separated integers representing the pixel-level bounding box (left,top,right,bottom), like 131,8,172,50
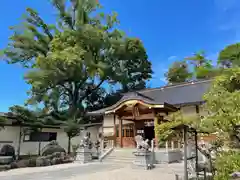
0,115,6,130
218,43,240,68
195,62,222,80
202,67,240,145
2,0,152,121
64,120,81,138
154,111,202,146
185,50,207,68
165,51,221,84
185,51,220,80
214,151,240,180
164,61,192,83
7,105,60,127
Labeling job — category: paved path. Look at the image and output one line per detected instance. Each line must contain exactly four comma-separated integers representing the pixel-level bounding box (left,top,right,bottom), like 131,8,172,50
0,162,184,180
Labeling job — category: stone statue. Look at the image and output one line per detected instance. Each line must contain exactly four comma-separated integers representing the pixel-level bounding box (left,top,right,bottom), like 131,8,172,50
79,132,93,149
133,135,153,169
76,132,93,163
135,135,150,152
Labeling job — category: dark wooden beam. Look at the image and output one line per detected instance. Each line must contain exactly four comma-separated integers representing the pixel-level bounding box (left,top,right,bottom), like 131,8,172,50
121,113,154,120
119,118,123,148
113,114,116,147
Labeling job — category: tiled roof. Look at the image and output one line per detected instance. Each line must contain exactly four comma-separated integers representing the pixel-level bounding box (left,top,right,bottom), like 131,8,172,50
139,79,212,106
88,79,212,115
87,91,165,115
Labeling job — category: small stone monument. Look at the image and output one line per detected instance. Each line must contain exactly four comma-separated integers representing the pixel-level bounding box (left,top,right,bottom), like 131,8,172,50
75,132,93,163
133,135,153,169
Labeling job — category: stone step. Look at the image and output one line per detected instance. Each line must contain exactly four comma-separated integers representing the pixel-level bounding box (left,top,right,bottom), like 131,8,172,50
106,157,135,161
104,159,134,163
103,148,137,163
106,154,135,158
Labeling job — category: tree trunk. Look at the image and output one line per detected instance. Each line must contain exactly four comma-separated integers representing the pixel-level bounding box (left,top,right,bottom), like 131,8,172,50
17,126,22,160
68,136,71,154
38,142,41,156
38,128,42,156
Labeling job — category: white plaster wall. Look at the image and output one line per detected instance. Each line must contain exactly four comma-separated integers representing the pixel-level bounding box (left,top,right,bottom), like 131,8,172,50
0,125,100,155
181,105,208,117
103,115,133,126
0,126,20,153
199,104,208,116
181,105,197,116
102,115,133,136
103,127,114,136
71,126,100,147
103,115,114,127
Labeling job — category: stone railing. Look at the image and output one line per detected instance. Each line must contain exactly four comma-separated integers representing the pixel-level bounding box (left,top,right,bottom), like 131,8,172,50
101,139,114,152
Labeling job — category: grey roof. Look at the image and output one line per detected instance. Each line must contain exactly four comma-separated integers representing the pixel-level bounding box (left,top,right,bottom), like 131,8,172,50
139,79,212,106
87,91,167,115
88,79,212,115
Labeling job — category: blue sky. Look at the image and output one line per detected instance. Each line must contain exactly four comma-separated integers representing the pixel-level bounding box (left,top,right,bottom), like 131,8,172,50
0,0,239,112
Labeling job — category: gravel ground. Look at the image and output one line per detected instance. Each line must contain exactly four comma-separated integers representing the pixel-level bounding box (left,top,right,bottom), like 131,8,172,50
0,162,184,180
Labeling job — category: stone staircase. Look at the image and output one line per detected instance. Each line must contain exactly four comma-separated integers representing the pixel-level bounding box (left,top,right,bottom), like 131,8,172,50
103,148,135,164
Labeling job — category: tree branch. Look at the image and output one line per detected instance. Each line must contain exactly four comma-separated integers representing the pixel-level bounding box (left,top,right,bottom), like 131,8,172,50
78,79,105,104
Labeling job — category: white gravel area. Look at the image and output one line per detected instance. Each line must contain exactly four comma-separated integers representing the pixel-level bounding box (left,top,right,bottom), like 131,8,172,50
70,165,177,180
0,162,95,176
0,162,183,180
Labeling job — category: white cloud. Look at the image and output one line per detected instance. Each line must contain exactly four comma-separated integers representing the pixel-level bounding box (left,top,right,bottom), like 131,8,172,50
214,0,240,41
159,77,167,83
167,55,177,61
214,0,238,12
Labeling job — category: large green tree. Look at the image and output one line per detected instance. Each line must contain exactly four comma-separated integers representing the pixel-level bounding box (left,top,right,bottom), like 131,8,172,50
185,51,219,80
164,61,191,83
218,43,240,68
165,51,222,84
2,0,152,152
202,67,240,146
2,0,152,117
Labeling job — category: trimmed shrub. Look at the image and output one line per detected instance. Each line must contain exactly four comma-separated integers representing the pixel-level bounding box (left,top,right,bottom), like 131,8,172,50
0,145,15,159
0,165,11,171
10,162,18,169
12,159,29,168
28,157,37,167
41,141,66,156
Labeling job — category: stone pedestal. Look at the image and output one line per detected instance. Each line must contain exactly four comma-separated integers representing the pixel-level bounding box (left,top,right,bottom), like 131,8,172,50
154,149,182,164
75,147,92,163
133,151,153,169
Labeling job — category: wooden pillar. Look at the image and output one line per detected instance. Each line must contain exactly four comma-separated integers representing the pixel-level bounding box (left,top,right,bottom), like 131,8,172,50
165,141,169,152
178,141,181,149
154,116,158,148
154,111,159,149
113,114,116,147
119,118,123,148
133,121,136,137
171,141,174,150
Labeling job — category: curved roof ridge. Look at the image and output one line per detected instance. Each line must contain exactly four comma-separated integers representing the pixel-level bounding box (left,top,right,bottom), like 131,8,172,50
135,92,154,101
139,79,212,93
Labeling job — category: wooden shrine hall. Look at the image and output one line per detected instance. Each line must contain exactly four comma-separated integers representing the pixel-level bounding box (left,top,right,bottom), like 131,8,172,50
88,92,178,148
88,80,212,148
